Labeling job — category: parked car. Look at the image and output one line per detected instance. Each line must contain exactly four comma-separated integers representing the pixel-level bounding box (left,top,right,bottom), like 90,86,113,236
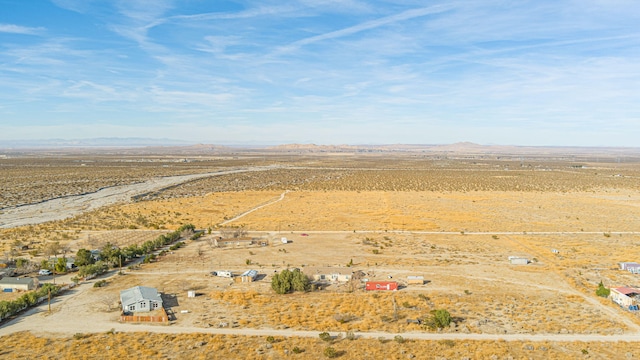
38,269,52,276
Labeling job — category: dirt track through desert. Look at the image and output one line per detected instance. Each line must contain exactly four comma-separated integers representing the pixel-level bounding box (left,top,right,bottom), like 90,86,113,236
0,166,280,229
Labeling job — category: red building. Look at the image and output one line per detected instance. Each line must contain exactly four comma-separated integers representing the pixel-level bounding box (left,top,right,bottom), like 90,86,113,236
365,281,398,291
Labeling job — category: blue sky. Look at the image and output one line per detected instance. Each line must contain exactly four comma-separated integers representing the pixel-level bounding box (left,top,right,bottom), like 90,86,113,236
1,0,639,146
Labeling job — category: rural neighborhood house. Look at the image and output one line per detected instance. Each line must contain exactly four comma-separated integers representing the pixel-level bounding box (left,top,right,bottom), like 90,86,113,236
0,277,35,292
610,286,640,308
120,286,163,313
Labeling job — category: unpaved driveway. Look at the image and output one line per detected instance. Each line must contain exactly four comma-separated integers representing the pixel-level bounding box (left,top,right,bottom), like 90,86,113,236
0,166,280,229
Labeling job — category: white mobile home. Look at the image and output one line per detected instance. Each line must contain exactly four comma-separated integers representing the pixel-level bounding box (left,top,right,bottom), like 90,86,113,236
304,267,353,282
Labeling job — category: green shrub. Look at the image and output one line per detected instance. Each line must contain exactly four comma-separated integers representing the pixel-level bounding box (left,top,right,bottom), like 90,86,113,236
323,347,337,358
423,309,452,329
266,336,275,343
596,281,610,298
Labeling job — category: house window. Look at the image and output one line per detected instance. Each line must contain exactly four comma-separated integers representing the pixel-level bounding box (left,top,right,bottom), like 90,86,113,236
141,302,146,308
152,302,159,309
128,305,135,311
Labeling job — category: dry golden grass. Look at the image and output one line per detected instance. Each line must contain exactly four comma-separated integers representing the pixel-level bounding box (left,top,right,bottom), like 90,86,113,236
3,155,640,358
0,331,638,359
47,189,640,233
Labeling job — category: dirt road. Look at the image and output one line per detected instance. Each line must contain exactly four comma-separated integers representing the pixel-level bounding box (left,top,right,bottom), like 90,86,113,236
1,283,639,343
0,166,280,229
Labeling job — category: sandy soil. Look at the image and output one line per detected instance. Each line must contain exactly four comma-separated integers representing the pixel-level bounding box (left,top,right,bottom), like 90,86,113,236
0,166,278,228
2,229,640,342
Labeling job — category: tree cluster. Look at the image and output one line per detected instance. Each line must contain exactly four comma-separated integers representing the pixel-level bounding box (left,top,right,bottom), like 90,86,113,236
75,223,196,273
271,269,310,294
0,283,60,320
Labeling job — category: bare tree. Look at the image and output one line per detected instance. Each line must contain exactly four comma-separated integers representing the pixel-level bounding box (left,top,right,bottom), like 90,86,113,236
219,227,234,239
207,236,219,249
220,225,248,239
99,295,118,312
43,241,62,258
177,280,192,292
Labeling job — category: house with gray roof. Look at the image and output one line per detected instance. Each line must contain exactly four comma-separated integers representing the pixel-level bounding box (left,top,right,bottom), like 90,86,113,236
0,277,35,291
120,286,163,313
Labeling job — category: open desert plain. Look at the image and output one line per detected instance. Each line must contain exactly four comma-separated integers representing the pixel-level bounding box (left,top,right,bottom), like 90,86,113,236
2,145,640,359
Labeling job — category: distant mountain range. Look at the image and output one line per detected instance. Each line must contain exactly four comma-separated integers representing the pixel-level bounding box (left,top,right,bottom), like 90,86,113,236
1,138,639,157
0,137,194,148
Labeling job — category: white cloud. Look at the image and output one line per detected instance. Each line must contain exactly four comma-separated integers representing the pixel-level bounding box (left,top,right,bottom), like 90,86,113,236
276,5,453,53
0,24,44,35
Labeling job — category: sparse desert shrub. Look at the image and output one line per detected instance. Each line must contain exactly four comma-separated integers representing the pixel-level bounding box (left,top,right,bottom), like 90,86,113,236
333,313,356,323
402,301,413,308
440,339,455,347
394,335,405,344
266,336,275,343
323,346,337,358
292,346,304,354
345,331,356,340
319,332,332,342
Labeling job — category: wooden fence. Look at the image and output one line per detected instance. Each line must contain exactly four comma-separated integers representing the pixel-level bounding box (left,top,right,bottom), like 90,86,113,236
120,307,168,324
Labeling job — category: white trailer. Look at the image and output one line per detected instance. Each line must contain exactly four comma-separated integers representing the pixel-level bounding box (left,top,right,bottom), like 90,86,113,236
214,270,233,278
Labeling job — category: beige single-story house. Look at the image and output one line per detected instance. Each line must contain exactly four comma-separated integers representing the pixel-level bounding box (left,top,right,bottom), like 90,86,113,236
611,287,640,307
0,277,36,291
407,275,425,285
304,267,354,282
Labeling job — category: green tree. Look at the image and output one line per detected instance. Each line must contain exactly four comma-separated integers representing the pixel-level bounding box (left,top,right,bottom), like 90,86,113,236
78,261,108,278
271,269,310,294
122,245,142,260
40,259,51,271
432,309,452,328
291,269,310,292
99,243,123,267
15,258,29,269
424,309,452,329
54,257,67,273
319,332,332,342
596,281,610,298
75,249,95,267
